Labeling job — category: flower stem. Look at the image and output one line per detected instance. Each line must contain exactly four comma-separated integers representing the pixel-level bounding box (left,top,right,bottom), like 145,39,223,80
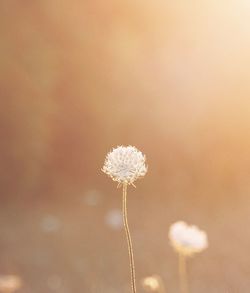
157,276,166,293
178,253,189,293
122,183,137,293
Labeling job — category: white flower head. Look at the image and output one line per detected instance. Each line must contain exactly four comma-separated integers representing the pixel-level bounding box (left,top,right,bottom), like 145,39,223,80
141,276,160,291
169,221,208,256
102,145,147,186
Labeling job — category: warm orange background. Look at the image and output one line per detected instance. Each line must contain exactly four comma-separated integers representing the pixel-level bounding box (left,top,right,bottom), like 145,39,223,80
0,1,250,292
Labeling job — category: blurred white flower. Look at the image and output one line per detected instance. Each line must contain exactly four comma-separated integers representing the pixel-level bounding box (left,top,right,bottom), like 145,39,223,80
102,146,147,186
141,275,160,291
169,221,208,256
0,275,22,292
105,209,123,230
41,215,61,233
83,189,102,206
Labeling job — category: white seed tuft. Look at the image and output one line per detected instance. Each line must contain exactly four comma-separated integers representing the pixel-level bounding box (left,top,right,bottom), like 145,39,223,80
102,145,147,185
169,221,208,256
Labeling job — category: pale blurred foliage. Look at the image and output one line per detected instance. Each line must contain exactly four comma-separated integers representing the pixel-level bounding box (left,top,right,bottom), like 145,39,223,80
0,0,250,292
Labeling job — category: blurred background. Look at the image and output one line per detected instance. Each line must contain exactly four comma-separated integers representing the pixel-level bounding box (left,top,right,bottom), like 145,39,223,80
1,0,250,292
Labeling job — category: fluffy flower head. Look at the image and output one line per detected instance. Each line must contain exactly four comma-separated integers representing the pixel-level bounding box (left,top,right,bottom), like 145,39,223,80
102,145,147,185
141,276,160,291
169,221,208,256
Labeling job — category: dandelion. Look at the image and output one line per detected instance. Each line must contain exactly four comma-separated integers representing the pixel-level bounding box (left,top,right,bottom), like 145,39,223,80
102,145,147,293
141,275,166,293
0,275,22,293
169,221,208,293
102,145,147,187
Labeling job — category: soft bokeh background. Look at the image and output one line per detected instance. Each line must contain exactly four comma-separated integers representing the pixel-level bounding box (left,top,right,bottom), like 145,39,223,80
1,1,250,292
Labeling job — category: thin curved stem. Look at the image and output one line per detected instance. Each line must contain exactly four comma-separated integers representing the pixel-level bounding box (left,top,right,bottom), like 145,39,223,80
178,253,189,293
122,183,137,293
157,276,166,293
